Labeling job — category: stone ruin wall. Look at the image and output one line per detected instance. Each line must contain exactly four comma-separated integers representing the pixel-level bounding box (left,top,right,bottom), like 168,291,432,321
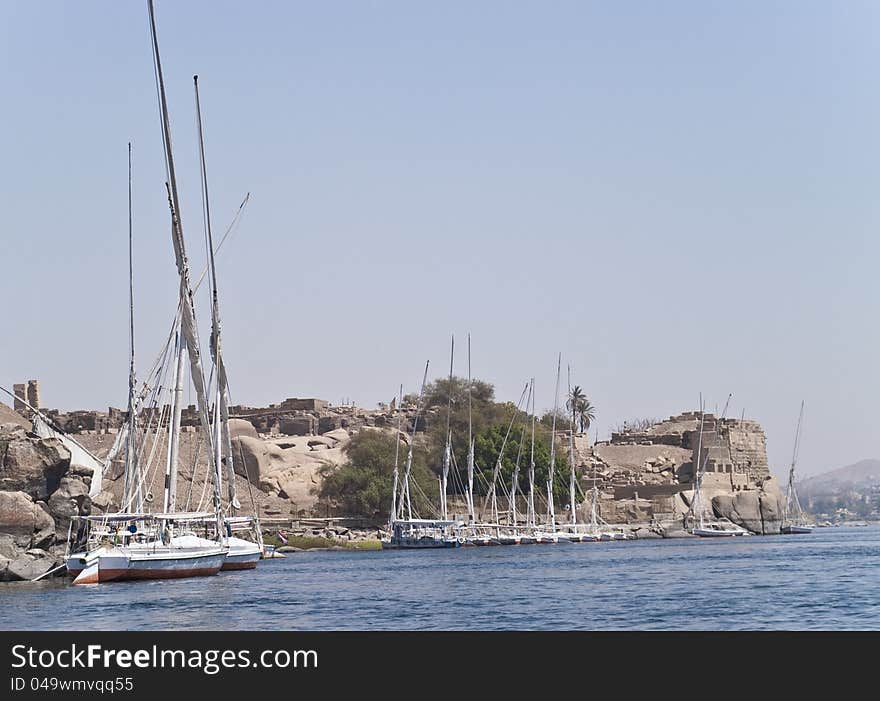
584,411,771,523
10,381,420,441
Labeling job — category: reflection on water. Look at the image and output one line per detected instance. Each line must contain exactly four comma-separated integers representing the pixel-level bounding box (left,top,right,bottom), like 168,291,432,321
2,526,878,630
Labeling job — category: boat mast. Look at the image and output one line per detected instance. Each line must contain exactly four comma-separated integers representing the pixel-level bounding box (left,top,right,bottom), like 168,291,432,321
691,395,705,529
486,382,529,527
440,336,454,521
390,384,403,524
509,382,530,527
547,353,561,528
121,142,142,514
785,400,806,524
148,0,222,534
162,321,186,513
527,377,536,528
567,365,577,527
589,461,599,533
400,361,429,521
194,74,239,512
691,393,732,530
465,335,475,525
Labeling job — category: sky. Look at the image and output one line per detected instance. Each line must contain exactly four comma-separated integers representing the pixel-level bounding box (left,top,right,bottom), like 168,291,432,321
1,1,878,478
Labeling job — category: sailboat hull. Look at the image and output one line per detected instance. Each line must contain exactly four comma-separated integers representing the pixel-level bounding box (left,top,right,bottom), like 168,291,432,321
120,550,227,580
69,547,227,583
781,525,813,534
221,554,260,570
692,528,750,537
221,537,262,570
381,537,461,549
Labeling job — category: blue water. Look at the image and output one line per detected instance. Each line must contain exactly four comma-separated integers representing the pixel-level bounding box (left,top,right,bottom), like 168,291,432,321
2,526,879,630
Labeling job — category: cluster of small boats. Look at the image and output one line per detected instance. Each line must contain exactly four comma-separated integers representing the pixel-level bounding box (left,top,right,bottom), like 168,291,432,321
383,366,816,547
382,347,636,550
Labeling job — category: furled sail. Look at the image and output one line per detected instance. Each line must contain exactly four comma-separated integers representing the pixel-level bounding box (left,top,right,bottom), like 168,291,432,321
148,0,223,528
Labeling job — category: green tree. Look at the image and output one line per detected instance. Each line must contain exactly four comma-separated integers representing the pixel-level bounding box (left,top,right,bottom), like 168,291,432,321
318,430,438,518
540,408,568,430
423,376,504,475
471,423,570,499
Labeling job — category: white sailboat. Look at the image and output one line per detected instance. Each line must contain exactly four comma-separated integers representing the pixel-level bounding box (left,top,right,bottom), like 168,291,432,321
68,137,228,583
688,396,750,538
558,365,602,542
68,2,243,582
781,401,813,535
480,382,529,544
383,361,462,549
534,355,567,544
519,377,538,545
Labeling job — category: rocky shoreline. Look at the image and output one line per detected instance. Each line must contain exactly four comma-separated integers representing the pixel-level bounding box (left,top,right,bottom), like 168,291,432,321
0,424,93,581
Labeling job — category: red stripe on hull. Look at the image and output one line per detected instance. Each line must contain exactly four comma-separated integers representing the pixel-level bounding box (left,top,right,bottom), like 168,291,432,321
97,568,129,582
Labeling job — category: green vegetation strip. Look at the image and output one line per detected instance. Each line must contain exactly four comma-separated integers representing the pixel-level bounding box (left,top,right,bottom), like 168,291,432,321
264,534,382,551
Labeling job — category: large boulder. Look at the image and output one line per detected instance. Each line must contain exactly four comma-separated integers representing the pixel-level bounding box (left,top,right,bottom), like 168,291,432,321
712,479,785,534
228,419,259,440
0,491,55,549
757,477,785,535
0,427,71,500
4,551,57,582
91,489,117,513
231,432,349,513
712,492,760,532
231,435,270,485
0,534,20,559
47,476,92,538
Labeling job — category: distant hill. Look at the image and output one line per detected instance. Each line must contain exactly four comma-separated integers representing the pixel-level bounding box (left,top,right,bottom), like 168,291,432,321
798,459,880,522
800,459,880,494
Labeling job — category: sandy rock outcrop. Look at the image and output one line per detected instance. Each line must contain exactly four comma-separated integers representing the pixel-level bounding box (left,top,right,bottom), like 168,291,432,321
228,418,259,440
0,401,30,430
231,430,352,511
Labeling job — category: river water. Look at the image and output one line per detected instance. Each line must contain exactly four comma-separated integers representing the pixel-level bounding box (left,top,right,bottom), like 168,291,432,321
2,526,878,630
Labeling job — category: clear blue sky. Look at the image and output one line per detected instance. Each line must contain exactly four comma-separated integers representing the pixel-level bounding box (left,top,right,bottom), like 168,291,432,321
2,1,878,478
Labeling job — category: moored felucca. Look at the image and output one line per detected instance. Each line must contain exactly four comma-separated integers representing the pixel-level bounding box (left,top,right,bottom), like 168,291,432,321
687,396,751,538
383,361,463,549
68,1,244,582
67,139,229,583
781,401,813,535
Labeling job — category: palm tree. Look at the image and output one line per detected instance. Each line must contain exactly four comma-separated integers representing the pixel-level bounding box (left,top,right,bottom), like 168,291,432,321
567,386,596,433
576,397,596,433
567,385,585,414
